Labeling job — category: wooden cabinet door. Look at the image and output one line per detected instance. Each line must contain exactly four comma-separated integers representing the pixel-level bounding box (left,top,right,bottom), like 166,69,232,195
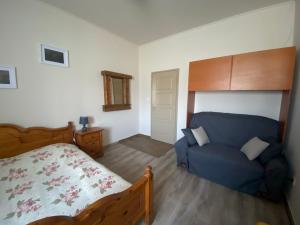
231,47,296,90
188,56,232,91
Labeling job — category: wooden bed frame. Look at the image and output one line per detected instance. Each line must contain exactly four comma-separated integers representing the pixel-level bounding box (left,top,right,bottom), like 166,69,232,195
0,122,153,225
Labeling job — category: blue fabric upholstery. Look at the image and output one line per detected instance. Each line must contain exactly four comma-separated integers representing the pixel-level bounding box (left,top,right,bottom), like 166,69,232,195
181,128,197,146
174,112,288,201
188,143,264,194
264,156,288,201
258,142,283,165
189,112,280,148
174,137,189,166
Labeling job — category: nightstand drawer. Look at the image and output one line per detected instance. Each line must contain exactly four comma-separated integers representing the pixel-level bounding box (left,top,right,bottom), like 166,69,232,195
85,141,100,150
82,133,99,143
78,140,101,157
75,127,104,159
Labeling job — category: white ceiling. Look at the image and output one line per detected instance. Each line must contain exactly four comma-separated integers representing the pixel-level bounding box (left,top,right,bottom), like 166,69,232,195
38,0,290,44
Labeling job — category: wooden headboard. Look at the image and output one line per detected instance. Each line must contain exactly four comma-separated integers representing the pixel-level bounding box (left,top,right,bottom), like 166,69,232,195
0,122,74,159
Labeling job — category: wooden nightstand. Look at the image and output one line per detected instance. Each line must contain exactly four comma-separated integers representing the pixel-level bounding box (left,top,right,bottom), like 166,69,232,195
75,127,104,158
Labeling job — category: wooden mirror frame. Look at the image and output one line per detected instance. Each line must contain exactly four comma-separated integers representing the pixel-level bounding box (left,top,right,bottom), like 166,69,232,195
101,70,132,112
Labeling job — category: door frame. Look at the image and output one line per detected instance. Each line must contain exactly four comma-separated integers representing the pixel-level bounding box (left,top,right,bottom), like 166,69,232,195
151,68,179,144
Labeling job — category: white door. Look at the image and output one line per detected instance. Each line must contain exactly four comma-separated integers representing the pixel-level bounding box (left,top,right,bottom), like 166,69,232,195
151,69,179,144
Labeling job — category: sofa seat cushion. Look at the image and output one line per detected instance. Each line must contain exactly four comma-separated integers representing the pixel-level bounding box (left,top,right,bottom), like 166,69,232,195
187,143,264,194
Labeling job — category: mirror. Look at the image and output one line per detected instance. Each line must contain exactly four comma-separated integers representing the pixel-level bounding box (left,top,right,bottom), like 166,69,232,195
101,70,132,112
111,77,123,104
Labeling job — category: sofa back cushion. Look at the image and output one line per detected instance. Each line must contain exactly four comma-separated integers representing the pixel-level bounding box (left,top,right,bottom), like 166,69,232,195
181,128,197,146
189,112,280,148
258,142,283,165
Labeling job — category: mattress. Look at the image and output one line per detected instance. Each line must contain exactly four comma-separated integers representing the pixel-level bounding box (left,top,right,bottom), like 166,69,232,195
0,143,131,225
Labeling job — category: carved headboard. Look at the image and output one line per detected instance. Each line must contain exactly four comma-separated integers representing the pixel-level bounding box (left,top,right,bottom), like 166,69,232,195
0,122,74,159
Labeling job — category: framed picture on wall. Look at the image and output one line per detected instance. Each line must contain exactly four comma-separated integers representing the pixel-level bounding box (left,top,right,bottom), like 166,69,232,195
0,66,17,89
41,44,69,67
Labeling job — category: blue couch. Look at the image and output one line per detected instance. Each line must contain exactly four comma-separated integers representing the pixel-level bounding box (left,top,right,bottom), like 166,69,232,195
175,112,288,201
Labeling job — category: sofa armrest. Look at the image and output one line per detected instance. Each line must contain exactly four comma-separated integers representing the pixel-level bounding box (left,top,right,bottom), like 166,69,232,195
264,156,288,202
174,137,189,167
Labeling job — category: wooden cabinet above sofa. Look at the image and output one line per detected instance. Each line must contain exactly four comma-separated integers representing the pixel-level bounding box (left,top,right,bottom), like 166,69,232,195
231,47,295,90
187,46,296,142
189,56,232,91
188,47,296,91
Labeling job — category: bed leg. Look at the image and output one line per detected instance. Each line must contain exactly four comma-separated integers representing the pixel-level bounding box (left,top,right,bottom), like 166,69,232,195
144,166,154,225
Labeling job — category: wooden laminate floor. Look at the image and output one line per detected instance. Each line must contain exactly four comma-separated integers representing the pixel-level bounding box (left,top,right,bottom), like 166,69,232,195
97,143,290,225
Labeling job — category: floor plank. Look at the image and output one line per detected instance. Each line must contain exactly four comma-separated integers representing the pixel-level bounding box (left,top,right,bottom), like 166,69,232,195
97,143,290,225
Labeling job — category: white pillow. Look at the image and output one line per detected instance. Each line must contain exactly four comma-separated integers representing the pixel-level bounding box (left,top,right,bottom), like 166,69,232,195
191,127,210,146
241,137,270,160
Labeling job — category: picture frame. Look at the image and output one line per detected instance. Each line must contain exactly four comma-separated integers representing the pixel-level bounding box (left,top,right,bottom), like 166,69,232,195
0,66,17,89
41,44,69,67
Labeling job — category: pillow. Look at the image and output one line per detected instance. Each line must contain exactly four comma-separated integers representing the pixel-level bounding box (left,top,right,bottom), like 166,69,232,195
181,128,197,146
258,142,283,165
241,137,270,160
191,127,210,146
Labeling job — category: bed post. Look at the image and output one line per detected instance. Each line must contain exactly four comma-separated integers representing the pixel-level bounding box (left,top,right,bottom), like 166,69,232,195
144,166,154,225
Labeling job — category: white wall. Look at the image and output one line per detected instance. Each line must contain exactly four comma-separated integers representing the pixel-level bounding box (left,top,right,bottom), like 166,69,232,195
195,92,282,120
0,0,296,146
286,0,300,224
138,2,295,139
0,0,139,145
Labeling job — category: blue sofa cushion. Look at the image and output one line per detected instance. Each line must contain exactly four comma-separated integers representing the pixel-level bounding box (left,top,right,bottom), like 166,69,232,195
189,112,280,148
264,156,288,201
174,137,189,166
258,142,283,165
187,143,264,194
181,128,197,146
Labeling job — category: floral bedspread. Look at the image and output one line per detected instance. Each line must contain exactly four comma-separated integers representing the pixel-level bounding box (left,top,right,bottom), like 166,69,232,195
0,143,131,225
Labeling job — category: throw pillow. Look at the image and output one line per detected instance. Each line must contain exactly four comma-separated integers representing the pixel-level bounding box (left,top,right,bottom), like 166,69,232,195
258,142,283,165
241,137,270,160
181,128,197,146
191,127,210,146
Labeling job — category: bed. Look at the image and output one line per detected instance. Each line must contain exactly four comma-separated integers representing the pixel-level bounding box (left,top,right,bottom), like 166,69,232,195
0,122,153,225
